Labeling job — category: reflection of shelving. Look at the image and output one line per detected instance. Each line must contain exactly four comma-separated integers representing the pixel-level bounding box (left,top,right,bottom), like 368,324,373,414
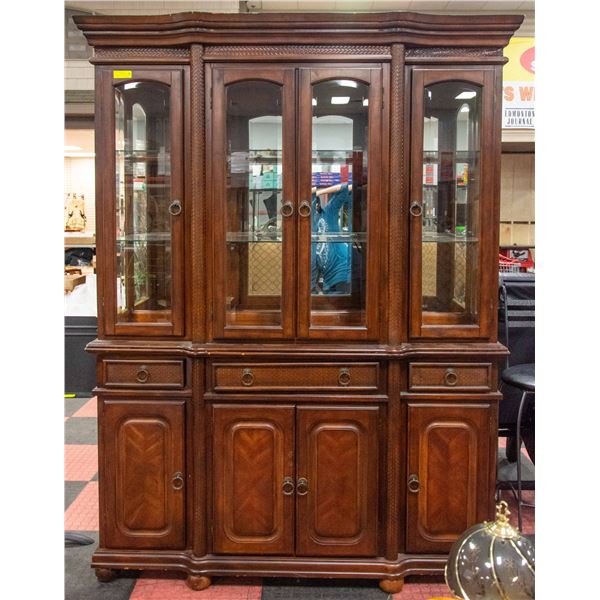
117,232,171,243
423,232,478,243
227,232,283,243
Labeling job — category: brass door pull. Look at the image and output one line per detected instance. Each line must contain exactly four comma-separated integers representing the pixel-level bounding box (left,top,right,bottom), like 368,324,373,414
136,366,150,383
409,201,423,217
296,477,309,495
282,477,295,496
338,367,351,386
298,201,312,217
444,368,458,386
241,368,254,386
280,202,294,217
168,199,182,216
172,472,184,490
408,474,420,493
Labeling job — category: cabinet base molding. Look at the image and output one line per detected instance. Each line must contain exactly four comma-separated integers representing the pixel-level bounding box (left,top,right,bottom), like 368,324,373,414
379,578,404,593
92,550,447,582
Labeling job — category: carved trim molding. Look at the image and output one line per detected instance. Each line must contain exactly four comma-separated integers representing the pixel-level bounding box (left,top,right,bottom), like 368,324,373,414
204,44,391,60
93,47,190,63
405,46,505,64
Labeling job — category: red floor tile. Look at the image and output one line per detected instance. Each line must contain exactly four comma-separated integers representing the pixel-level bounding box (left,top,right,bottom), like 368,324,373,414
72,396,98,418
64,481,99,531
65,444,98,481
130,575,262,600
392,580,451,599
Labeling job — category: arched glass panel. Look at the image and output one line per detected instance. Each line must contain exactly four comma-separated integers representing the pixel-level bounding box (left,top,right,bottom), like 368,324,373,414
115,81,172,323
310,79,369,326
421,81,481,322
225,80,283,327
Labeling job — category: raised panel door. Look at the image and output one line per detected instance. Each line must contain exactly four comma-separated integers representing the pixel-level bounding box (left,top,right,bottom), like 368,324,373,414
296,406,380,557
406,403,493,553
100,399,185,549
212,405,295,554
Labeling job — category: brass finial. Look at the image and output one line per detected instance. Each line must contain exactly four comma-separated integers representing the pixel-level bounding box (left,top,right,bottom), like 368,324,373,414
486,501,519,539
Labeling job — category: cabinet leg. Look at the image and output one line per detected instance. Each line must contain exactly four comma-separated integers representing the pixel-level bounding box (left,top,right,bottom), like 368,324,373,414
186,575,211,591
379,578,404,593
95,568,116,583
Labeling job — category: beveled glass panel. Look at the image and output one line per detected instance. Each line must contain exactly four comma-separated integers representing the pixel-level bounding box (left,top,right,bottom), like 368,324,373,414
421,81,481,323
115,81,172,323
225,81,283,327
310,79,369,326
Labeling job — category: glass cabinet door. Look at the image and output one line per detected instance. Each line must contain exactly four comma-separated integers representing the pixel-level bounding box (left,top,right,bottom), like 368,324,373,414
409,68,496,338
105,69,184,336
298,68,383,340
211,67,296,339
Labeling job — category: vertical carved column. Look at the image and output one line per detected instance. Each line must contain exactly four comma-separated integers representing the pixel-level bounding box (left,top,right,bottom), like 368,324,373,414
190,44,206,559
388,43,406,345
191,44,205,340
386,43,405,562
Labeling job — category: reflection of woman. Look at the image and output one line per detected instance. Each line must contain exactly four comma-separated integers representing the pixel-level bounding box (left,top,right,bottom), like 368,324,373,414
311,184,351,294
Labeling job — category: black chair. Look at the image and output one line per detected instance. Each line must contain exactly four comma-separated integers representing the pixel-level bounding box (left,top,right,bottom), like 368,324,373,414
497,272,535,532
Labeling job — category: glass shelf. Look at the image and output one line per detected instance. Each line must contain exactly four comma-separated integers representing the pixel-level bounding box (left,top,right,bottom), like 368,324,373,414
422,233,479,243
227,231,283,243
116,233,171,243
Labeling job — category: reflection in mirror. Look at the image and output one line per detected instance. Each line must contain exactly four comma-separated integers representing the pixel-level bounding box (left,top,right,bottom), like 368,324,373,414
310,79,369,326
225,80,283,327
421,81,481,323
114,82,172,323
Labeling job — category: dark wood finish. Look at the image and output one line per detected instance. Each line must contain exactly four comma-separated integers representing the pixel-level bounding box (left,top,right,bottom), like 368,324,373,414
77,8,521,589
210,362,380,393
99,398,186,549
408,362,492,392
405,402,492,553
102,359,185,388
212,405,295,555
296,406,380,557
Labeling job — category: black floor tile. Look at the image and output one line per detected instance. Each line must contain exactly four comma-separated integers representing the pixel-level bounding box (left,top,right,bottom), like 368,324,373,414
65,417,98,445
65,481,87,510
65,397,89,418
65,531,138,600
262,578,387,600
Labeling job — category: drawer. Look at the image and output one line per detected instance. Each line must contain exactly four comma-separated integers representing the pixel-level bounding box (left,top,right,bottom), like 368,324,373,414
211,362,381,393
102,359,186,389
408,362,492,392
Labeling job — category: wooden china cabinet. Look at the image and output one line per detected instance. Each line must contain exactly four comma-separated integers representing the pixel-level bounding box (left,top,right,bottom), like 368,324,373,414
75,10,522,593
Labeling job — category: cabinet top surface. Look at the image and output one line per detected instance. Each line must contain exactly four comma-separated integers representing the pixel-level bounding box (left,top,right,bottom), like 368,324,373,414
74,11,523,48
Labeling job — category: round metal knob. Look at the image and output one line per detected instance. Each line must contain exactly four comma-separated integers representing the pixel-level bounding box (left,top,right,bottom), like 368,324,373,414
172,472,184,490
136,366,150,384
408,474,420,494
296,477,309,496
280,202,294,217
168,199,182,216
282,477,295,496
444,368,458,387
338,368,351,386
241,368,254,387
298,201,312,217
409,201,423,217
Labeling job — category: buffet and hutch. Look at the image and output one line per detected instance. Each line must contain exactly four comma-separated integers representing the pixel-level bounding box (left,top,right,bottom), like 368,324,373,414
75,10,523,593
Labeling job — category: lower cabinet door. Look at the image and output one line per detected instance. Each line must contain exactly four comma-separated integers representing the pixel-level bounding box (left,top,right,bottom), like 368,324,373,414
406,403,492,553
101,399,186,549
212,404,295,554
296,406,380,557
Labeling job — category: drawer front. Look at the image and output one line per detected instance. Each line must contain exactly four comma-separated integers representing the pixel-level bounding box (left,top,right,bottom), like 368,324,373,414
103,359,185,389
211,362,381,393
408,362,491,392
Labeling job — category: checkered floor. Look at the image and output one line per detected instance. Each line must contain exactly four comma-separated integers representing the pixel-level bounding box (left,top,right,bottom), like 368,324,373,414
65,396,534,600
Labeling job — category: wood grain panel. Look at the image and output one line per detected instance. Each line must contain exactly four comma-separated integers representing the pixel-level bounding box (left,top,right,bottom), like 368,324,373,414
212,405,295,555
101,399,185,549
103,359,185,388
296,406,379,557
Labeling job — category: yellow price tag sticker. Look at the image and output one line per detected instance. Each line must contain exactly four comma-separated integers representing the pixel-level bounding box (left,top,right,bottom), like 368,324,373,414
113,70,133,79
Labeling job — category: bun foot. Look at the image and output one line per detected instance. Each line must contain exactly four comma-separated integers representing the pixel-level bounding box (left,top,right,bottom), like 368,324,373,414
379,578,404,593
186,575,211,591
95,568,116,583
